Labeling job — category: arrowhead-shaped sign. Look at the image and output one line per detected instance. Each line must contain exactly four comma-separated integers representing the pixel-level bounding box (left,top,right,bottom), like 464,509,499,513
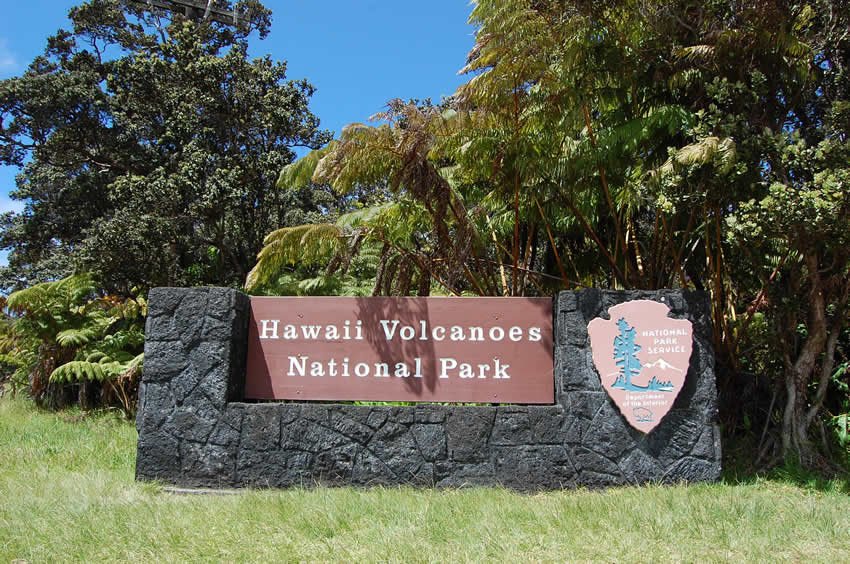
587,300,693,433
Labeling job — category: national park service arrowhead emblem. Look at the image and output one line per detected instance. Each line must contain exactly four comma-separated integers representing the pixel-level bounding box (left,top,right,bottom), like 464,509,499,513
587,300,693,433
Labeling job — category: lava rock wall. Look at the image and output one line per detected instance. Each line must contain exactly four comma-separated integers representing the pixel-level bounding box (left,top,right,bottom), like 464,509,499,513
136,287,720,489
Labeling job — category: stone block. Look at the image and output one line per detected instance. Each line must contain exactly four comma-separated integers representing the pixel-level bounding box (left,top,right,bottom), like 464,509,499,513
528,406,565,443
236,449,305,488
137,287,720,490
181,442,236,484
662,456,721,483
618,448,663,484
584,401,638,460
690,425,722,461
436,461,496,488
174,290,209,346
135,429,180,481
313,443,358,482
493,445,575,490
135,382,174,432
414,405,447,424
366,409,388,429
330,412,373,445
206,287,236,320
411,424,447,461
351,447,398,486
557,291,577,313
145,314,179,341
445,409,495,462
142,340,188,383
573,446,621,477
146,287,184,318
490,407,532,445
241,405,281,451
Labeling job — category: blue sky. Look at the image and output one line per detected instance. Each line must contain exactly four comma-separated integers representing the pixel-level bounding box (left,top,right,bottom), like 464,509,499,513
0,0,477,266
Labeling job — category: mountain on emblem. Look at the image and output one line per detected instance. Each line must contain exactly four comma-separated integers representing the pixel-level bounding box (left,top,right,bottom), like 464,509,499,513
587,300,693,433
643,358,682,372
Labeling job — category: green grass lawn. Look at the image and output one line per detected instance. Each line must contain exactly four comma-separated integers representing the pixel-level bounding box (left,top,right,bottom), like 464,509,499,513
1,397,848,562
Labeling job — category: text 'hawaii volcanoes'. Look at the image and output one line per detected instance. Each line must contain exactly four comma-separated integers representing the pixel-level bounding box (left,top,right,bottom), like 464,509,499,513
244,297,554,403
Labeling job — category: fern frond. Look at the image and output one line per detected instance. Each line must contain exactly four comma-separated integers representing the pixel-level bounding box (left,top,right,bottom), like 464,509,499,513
0,352,29,368
652,136,737,179
246,223,345,291
85,351,108,363
674,45,716,64
7,274,97,316
50,360,117,383
50,346,136,383
313,123,398,194
127,353,144,371
277,142,337,190
56,327,99,348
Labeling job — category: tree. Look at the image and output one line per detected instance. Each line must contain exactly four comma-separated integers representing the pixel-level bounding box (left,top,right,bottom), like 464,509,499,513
457,0,850,464
613,318,642,390
254,100,502,297
0,0,331,294
257,0,850,465
0,274,146,411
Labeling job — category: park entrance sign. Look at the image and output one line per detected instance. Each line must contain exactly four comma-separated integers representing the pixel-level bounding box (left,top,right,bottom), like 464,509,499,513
245,297,554,403
136,288,721,490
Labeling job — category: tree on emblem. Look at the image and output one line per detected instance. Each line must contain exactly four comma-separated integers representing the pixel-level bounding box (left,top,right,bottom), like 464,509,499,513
612,317,642,390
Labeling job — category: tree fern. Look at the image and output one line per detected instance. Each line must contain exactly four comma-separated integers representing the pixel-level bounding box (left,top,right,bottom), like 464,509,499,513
50,351,143,384
652,137,737,180
50,360,120,383
1,274,146,411
55,327,100,348
246,223,346,291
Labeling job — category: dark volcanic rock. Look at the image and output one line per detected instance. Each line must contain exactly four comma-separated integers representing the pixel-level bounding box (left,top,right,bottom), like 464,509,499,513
136,287,720,489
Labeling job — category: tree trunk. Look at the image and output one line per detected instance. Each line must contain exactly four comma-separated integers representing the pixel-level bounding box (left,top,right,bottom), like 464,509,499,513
781,252,829,460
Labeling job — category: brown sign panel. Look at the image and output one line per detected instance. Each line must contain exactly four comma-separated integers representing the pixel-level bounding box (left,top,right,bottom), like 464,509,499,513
245,297,554,404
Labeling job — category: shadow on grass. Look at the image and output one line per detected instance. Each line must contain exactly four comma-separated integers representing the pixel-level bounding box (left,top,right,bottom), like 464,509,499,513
721,440,850,494
723,466,850,494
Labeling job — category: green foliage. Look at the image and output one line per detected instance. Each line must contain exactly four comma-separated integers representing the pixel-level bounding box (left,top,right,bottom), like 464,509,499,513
0,0,331,293
252,224,345,276
835,413,849,449
252,111,449,297
50,352,143,383
246,201,429,296
249,0,850,467
830,362,850,452
0,274,145,414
